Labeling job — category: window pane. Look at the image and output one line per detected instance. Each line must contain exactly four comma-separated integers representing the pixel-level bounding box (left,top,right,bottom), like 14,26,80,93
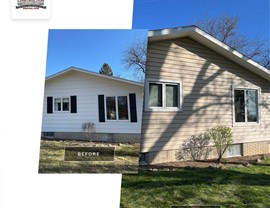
247,90,258,122
227,144,242,157
118,96,128,120
62,98,69,111
234,90,245,122
54,98,61,111
106,97,116,120
166,84,178,107
149,83,162,107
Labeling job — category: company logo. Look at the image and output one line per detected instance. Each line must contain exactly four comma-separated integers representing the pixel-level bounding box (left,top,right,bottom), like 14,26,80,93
16,0,47,9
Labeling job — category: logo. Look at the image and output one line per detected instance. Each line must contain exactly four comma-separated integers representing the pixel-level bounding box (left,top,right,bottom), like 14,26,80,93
16,0,47,9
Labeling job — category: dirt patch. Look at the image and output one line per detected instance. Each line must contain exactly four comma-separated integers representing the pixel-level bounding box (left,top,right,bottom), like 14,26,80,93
140,154,270,171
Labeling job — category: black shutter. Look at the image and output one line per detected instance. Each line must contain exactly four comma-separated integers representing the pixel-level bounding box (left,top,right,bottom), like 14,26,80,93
98,95,105,122
129,93,137,123
47,96,53,114
70,96,77,113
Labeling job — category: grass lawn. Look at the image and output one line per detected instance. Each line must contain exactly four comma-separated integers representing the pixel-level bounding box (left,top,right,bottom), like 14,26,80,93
120,157,270,208
38,139,139,173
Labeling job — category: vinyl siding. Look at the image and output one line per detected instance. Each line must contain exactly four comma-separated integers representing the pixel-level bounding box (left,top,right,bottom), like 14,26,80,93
141,37,270,153
42,70,143,134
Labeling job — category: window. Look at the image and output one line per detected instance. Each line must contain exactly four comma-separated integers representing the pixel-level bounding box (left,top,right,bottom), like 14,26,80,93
227,144,242,157
234,88,259,123
106,97,116,120
54,98,70,112
118,96,128,120
106,96,129,120
147,80,182,111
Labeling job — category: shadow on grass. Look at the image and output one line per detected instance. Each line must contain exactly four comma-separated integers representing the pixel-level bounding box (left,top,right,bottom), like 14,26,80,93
122,167,270,189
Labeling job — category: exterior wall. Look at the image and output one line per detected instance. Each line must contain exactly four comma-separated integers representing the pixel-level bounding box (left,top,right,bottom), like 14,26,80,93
42,70,143,139
42,132,141,143
243,141,270,156
141,37,270,164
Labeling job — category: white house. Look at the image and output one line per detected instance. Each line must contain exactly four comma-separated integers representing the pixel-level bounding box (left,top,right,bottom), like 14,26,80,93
41,67,144,143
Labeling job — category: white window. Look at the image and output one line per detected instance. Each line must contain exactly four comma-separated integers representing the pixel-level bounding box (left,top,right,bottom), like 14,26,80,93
146,80,182,111
106,96,129,120
54,97,70,112
233,88,259,124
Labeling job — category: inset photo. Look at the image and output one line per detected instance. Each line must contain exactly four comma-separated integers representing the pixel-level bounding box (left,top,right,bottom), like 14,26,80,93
38,29,147,174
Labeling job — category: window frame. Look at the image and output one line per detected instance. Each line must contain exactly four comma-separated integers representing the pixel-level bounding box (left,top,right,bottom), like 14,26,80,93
145,79,183,111
105,95,130,121
232,86,260,126
53,97,70,113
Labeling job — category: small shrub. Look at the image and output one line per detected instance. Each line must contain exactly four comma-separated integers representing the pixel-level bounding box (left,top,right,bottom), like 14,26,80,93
82,122,96,143
176,133,211,161
208,125,233,162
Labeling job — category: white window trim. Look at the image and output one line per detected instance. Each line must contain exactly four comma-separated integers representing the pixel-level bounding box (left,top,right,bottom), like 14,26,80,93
232,86,261,126
105,95,130,122
145,79,183,112
53,97,70,113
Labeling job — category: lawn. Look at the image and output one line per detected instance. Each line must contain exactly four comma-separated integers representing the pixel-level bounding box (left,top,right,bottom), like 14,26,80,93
38,139,139,173
120,157,270,208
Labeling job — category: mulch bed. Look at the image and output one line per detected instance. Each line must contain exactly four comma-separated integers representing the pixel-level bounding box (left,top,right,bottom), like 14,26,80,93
139,154,270,171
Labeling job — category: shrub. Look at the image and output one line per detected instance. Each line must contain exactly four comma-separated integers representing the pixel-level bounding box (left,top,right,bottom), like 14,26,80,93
82,122,96,143
208,125,233,162
176,133,211,161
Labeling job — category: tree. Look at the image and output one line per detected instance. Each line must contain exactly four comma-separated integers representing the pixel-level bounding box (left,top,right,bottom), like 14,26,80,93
122,38,147,74
122,15,269,74
196,14,269,70
176,133,211,161
82,122,96,144
208,126,233,162
99,63,113,76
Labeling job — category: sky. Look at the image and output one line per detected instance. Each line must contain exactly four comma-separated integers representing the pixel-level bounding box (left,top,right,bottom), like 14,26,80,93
46,0,269,79
133,0,269,41
46,29,148,78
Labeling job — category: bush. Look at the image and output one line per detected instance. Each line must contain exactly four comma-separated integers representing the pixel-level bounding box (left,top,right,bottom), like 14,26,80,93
176,133,211,161
82,122,96,143
208,125,233,162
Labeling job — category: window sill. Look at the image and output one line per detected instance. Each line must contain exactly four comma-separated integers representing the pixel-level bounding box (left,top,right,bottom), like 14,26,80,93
233,122,260,127
145,107,182,112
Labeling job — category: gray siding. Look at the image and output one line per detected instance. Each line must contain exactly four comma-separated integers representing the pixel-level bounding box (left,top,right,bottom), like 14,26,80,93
141,37,270,155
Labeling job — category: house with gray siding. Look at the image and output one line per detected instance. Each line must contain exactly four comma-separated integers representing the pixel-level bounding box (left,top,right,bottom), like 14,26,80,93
41,67,143,143
140,26,270,164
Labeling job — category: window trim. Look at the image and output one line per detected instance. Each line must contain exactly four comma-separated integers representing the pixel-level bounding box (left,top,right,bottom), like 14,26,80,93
53,97,70,113
145,79,183,111
232,86,261,126
105,95,130,121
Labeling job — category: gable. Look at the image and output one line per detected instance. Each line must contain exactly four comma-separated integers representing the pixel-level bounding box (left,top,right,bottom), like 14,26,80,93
148,26,270,82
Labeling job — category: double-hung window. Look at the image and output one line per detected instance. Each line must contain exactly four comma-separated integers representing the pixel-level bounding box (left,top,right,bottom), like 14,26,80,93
54,97,70,112
146,80,182,111
233,88,259,124
106,96,129,120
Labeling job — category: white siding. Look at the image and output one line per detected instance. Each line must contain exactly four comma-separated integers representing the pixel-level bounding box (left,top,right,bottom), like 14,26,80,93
42,70,143,134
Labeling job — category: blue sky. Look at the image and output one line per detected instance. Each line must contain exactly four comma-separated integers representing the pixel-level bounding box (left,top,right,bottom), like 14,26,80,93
46,29,148,78
133,0,269,41
46,0,269,79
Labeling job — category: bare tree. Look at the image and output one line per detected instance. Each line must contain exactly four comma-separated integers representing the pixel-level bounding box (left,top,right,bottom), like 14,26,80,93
122,38,147,74
122,15,269,74
197,15,269,69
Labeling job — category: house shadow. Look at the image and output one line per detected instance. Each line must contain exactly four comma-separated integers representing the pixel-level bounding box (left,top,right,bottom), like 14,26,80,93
140,37,270,165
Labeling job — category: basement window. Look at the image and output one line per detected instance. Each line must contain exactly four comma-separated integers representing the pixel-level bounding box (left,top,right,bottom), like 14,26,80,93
227,144,243,157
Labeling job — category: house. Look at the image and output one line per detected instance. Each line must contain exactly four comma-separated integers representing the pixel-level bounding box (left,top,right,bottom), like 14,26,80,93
140,26,270,164
41,67,143,143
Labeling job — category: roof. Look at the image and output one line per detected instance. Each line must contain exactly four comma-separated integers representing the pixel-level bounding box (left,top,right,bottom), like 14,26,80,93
46,67,144,87
148,25,270,82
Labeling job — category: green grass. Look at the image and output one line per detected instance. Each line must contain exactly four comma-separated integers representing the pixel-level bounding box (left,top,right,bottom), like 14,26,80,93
120,158,270,208
38,139,139,173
